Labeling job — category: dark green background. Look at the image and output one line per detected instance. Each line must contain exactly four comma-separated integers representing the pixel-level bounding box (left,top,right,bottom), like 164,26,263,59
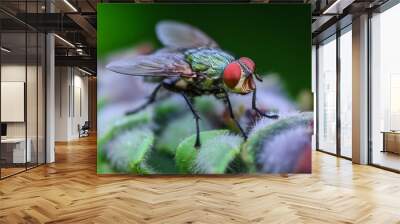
98,4,311,97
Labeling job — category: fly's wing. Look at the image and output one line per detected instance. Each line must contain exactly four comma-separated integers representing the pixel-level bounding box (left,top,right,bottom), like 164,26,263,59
106,52,194,77
156,21,219,49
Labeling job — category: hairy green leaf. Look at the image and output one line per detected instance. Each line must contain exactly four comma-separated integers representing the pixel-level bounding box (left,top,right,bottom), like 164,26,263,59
175,130,230,173
98,111,152,153
194,96,224,116
145,149,179,174
105,128,155,174
157,114,211,155
242,112,313,172
153,96,187,124
195,135,243,174
97,160,117,174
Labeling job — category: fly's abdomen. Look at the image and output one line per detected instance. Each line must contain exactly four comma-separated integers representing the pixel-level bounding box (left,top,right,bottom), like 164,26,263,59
184,48,235,79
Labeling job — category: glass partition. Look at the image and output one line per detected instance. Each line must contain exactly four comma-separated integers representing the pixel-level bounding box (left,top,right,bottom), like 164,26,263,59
1,30,28,177
38,32,45,165
0,2,46,179
27,30,38,169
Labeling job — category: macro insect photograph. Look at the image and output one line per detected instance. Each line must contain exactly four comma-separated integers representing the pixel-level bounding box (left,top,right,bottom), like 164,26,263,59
97,4,313,174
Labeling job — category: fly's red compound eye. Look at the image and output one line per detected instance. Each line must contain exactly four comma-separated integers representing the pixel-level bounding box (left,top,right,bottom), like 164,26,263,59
223,62,241,89
239,57,255,72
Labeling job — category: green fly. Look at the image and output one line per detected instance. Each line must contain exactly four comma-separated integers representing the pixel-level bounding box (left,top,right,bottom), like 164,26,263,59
106,21,278,148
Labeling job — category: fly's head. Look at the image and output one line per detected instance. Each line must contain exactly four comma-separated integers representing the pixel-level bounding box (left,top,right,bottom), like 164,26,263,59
222,57,262,95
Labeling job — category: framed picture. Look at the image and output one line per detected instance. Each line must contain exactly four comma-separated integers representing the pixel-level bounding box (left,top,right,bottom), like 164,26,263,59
97,3,312,174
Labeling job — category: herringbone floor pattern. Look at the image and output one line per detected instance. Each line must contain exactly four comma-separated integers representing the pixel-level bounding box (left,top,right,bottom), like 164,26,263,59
1,135,400,224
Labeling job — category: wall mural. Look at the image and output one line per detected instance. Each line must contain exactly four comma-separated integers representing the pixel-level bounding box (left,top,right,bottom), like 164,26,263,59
97,4,313,174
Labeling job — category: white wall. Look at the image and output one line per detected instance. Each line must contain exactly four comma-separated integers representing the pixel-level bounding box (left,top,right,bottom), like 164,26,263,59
1,65,38,138
55,67,89,141
1,65,25,133
55,67,69,141
1,63,46,164
72,73,89,138
1,82,25,122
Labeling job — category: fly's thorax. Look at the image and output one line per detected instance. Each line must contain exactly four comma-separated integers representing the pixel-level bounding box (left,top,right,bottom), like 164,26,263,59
184,47,234,77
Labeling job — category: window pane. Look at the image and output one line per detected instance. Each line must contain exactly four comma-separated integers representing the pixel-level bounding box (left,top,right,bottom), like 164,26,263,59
38,33,45,165
340,29,352,158
371,3,400,171
27,30,38,169
318,37,337,154
1,30,27,177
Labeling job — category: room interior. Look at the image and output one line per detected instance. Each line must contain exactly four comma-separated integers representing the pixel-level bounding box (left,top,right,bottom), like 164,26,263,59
370,5,400,170
1,29,46,178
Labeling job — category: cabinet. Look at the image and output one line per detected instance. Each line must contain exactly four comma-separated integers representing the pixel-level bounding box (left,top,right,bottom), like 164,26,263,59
382,132,400,154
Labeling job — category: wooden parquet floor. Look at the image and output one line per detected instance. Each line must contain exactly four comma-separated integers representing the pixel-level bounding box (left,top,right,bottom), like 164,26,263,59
1,135,400,224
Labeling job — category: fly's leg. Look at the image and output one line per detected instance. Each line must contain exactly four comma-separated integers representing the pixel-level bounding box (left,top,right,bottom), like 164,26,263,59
223,91,248,140
180,93,201,148
126,83,163,115
252,88,279,119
